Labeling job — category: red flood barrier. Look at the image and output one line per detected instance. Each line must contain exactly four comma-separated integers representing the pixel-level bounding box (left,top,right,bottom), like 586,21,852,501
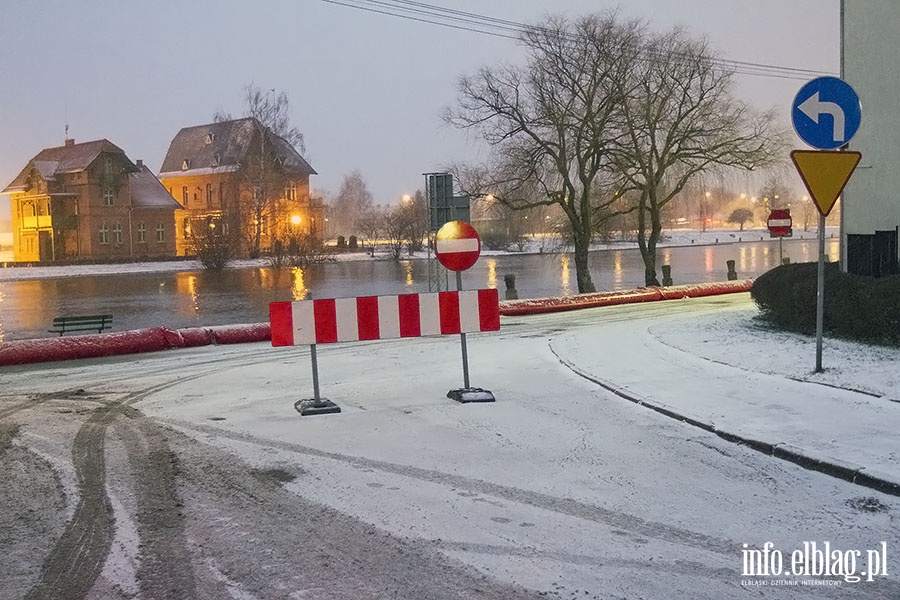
499,280,753,316
0,323,272,366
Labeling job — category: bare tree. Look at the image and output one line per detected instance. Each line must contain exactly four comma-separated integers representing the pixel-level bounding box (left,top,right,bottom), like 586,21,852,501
612,29,785,285
376,195,428,259
217,83,306,257
330,170,374,239
402,191,429,254
356,206,382,256
446,14,644,293
381,204,411,259
189,217,239,271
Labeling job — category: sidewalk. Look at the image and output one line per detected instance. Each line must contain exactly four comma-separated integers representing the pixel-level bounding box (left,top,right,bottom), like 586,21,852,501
549,307,900,496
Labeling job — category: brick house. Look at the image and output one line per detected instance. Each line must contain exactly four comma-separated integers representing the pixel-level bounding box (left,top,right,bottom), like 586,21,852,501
158,117,320,257
2,139,182,262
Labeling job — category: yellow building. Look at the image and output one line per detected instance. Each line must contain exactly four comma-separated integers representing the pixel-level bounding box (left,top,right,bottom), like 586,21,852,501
3,139,182,263
158,118,320,257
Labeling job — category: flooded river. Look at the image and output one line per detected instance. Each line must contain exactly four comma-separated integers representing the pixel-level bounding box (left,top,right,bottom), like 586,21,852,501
0,237,838,341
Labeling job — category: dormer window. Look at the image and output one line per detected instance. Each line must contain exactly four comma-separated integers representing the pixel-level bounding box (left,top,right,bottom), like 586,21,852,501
182,159,190,170
212,154,220,167
205,133,215,144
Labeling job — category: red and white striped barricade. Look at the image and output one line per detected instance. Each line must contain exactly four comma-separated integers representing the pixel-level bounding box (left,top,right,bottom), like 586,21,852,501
269,289,500,414
270,289,499,346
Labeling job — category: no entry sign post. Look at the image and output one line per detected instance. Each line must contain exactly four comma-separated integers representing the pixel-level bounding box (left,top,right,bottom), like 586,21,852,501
767,209,792,264
434,221,495,402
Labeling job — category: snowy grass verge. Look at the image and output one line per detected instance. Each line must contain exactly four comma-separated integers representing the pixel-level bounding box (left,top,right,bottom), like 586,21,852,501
651,308,900,402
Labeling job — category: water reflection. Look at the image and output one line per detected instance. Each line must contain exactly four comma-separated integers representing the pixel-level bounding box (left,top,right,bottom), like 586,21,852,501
613,251,624,287
401,260,414,287
486,258,497,290
560,254,572,296
291,267,308,300
178,274,200,314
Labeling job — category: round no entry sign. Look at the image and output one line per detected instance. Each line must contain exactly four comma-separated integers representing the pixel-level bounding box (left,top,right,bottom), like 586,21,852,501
435,221,481,271
767,209,793,238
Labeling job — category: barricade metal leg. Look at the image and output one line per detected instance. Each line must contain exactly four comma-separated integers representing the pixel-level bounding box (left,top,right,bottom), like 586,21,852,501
294,343,341,416
447,271,495,404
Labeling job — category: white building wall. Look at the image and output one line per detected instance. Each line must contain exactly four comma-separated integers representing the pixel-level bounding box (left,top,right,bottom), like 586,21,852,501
841,0,900,268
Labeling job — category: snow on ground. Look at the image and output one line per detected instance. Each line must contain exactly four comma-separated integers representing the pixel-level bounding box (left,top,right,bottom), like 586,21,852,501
654,308,900,401
2,292,897,598
548,295,900,484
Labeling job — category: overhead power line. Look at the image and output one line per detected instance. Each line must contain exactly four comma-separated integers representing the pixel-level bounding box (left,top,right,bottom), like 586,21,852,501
319,0,836,81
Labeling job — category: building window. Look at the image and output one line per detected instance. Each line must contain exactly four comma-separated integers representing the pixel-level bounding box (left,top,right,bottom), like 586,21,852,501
99,222,109,245
286,182,296,201
205,133,215,144
138,222,147,243
182,186,188,206
206,183,213,207
105,157,113,174
113,222,123,245
103,187,115,206
219,182,226,209
182,159,190,170
156,223,166,243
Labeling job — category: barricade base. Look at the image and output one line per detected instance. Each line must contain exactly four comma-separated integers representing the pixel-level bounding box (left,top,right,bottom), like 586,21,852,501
294,398,341,416
447,388,496,403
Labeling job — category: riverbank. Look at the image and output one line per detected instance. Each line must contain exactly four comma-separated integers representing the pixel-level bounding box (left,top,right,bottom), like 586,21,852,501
0,227,837,282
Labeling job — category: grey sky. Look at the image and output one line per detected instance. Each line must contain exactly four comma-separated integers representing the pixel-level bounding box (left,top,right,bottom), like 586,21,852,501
0,0,839,223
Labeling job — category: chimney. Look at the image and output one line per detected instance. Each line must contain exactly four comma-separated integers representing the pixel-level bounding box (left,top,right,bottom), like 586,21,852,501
136,159,144,168
64,138,75,147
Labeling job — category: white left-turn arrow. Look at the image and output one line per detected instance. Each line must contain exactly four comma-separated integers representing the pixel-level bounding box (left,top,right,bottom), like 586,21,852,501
798,91,845,143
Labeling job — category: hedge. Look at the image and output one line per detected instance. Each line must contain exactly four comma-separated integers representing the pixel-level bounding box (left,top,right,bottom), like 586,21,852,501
751,262,900,346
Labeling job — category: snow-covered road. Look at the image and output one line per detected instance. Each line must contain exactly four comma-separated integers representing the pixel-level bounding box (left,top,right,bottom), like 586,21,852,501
1,294,898,599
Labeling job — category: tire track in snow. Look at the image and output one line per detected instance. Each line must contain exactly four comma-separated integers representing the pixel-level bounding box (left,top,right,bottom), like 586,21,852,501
22,372,224,599
159,419,741,557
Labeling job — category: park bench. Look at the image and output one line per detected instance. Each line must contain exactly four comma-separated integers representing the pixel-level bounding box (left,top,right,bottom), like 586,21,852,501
48,314,114,336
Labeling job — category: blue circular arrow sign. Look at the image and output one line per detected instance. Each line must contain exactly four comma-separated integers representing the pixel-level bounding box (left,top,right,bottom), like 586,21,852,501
792,77,862,150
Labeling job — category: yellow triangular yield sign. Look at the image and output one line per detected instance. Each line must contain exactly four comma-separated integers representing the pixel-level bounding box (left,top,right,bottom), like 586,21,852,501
791,150,862,217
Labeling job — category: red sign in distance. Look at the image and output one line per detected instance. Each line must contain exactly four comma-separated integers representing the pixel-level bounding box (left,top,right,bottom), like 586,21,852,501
435,221,481,271
767,209,793,238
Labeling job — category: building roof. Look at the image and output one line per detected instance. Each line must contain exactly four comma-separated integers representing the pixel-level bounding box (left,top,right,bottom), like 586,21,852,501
130,164,184,210
3,139,128,193
158,117,316,178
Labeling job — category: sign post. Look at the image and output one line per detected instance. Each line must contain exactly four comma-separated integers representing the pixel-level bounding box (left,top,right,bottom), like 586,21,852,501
434,220,495,402
791,77,862,372
767,209,793,264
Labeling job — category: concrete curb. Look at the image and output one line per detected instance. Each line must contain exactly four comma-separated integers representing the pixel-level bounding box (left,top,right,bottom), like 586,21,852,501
549,341,900,498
